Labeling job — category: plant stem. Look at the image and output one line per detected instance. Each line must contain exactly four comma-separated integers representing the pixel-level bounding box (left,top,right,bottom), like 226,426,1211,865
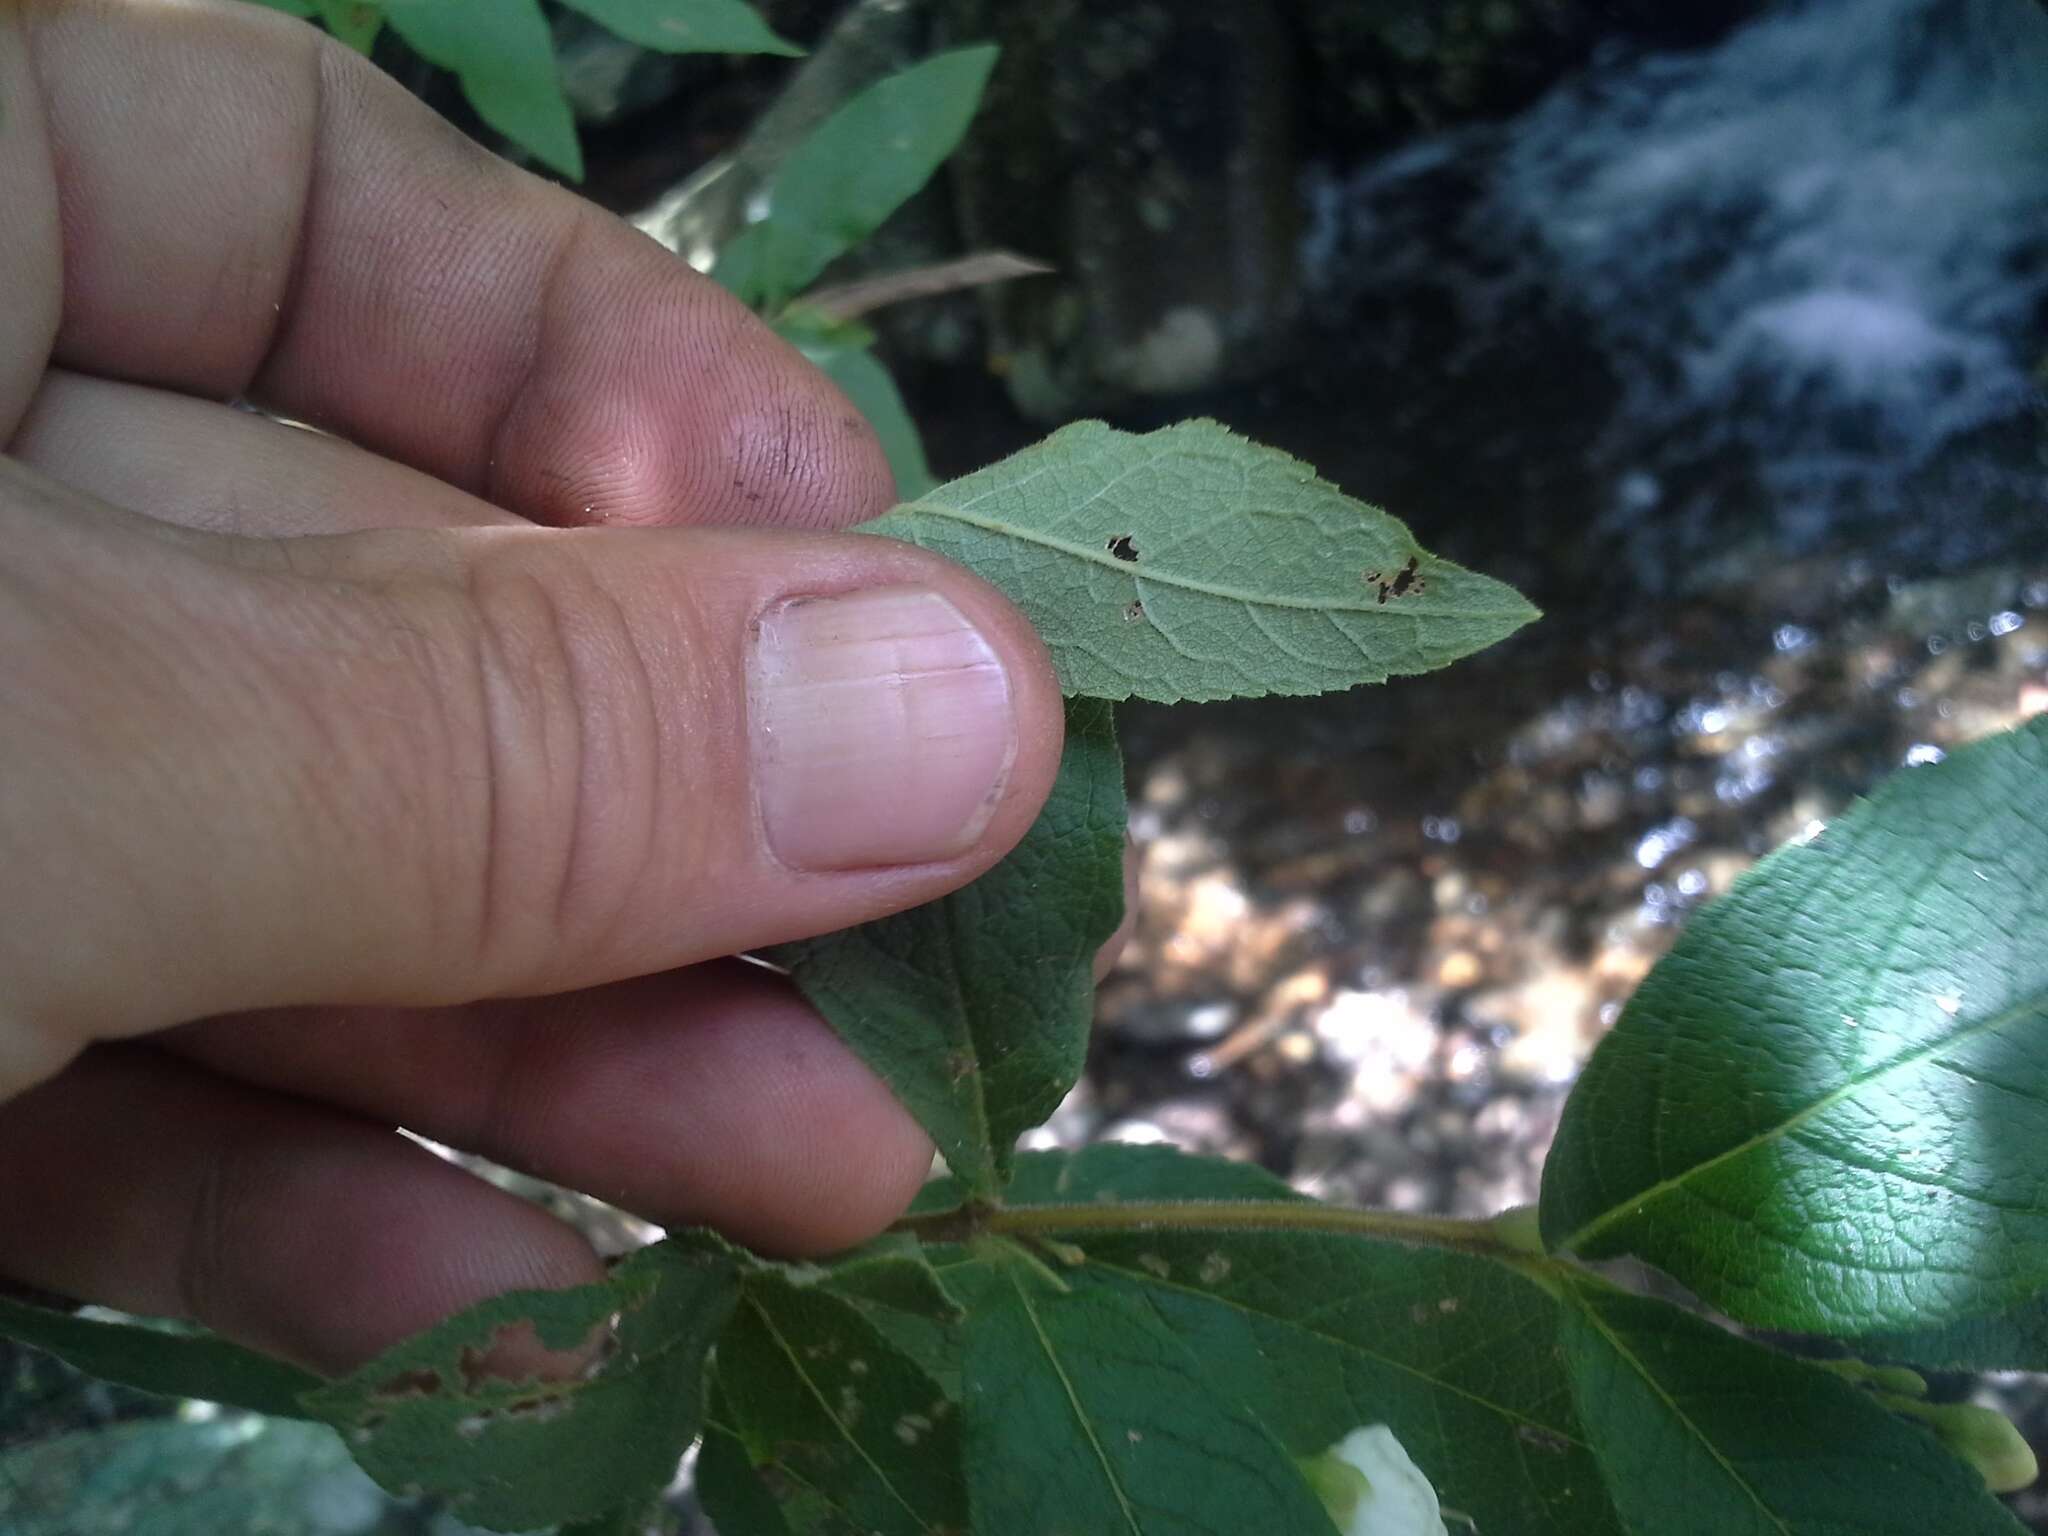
895,1198,1523,1259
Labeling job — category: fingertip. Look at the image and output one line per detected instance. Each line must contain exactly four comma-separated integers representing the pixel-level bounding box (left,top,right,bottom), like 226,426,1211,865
484,231,899,533
850,534,1069,869
627,976,937,1256
0,1049,608,1379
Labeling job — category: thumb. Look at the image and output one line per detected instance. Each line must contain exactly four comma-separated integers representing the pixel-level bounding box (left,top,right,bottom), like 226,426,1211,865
1,467,1063,1082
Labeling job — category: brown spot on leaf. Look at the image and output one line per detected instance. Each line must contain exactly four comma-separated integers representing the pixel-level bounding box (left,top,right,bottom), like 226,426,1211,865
1362,555,1427,605
1106,533,1140,562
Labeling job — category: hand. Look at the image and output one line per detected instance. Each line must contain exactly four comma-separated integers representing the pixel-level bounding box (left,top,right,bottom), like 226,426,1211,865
0,1,1069,1375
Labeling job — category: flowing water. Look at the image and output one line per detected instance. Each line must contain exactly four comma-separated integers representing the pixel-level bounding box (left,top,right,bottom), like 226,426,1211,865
1072,1,2048,1516
1276,0,2048,597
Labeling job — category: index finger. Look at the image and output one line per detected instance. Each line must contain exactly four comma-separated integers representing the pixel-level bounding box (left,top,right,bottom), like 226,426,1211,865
3,0,894,530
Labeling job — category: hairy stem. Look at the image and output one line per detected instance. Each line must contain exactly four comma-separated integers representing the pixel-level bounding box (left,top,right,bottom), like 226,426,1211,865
894,1198,1535,1265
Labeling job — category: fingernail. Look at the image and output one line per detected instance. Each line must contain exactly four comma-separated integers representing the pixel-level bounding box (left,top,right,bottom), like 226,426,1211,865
750,587,1017,871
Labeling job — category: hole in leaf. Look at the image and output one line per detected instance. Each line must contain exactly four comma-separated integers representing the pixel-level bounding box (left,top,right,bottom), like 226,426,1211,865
455,1316,602,1391
1123,600,1145,622
1362,556,1426,605
1106,533,1140,562
507,1395,570,1424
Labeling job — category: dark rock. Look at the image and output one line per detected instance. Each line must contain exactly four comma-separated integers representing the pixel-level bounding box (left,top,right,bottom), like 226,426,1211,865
932,0,1302,416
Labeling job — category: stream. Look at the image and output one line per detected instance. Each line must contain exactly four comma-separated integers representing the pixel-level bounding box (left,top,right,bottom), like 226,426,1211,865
1013,0,2048,1517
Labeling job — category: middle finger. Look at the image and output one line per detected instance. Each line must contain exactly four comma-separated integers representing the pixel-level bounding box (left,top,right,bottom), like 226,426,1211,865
11,370,529,535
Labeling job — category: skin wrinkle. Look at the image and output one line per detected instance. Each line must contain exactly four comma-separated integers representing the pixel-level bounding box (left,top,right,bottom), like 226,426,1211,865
482,202,591,514
461,557,524,990
233,14,328,401
174,1091,234,1334
553,575,663,947
39,2,301,389
0,7,62,439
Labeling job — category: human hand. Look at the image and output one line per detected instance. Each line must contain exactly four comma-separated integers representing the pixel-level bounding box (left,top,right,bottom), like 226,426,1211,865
0,1,1071,1375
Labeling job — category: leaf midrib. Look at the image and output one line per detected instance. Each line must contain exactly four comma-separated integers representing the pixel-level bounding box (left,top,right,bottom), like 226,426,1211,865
1572,1297,1794,1536
749,1296,935,1534
1558,987,2048,1256
886,502,1535,620
1005,1268,1145,1536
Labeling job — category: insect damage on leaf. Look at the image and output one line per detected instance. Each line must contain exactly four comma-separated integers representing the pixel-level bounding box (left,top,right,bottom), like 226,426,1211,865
303,1236,740,1532
860,418,1539,703
1364,555,1428,604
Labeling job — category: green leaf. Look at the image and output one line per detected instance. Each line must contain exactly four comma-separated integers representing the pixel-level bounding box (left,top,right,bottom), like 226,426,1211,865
769,697,1126,1197
315,0,382,53
698,1404,799,1536
560,1508,663,1536
820,1234,965,1324
815,1236,966,1401
1540,718,2048,1335
1853,1286,2048,1373
558,0,800,56
712,46,998,309
709,1272,968,1535
304,1235,739,1531
1560,1282,2027,1534
381,0,582,180
862,419,1541,704
245,0,318,16
0,1297,320,1420
947,1246,1336,1536
950,1147,1624,1536
988,1141,1304,1206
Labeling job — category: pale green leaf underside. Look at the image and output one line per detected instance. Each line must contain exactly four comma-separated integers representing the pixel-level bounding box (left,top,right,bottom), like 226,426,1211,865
557,0,800,56
1541,718,2048,1335
769,700,1125,1196
862,419,1540,704
1560,1283,2023,1534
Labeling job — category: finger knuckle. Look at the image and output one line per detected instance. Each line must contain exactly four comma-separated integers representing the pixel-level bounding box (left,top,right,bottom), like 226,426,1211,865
454,541,670,987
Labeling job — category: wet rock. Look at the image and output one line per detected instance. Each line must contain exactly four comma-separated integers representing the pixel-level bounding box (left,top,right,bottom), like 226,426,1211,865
931,0,1302,416
1103,997,1239,1046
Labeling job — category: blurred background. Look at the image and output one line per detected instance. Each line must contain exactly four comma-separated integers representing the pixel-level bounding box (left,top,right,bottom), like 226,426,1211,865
6,0,2046,1530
